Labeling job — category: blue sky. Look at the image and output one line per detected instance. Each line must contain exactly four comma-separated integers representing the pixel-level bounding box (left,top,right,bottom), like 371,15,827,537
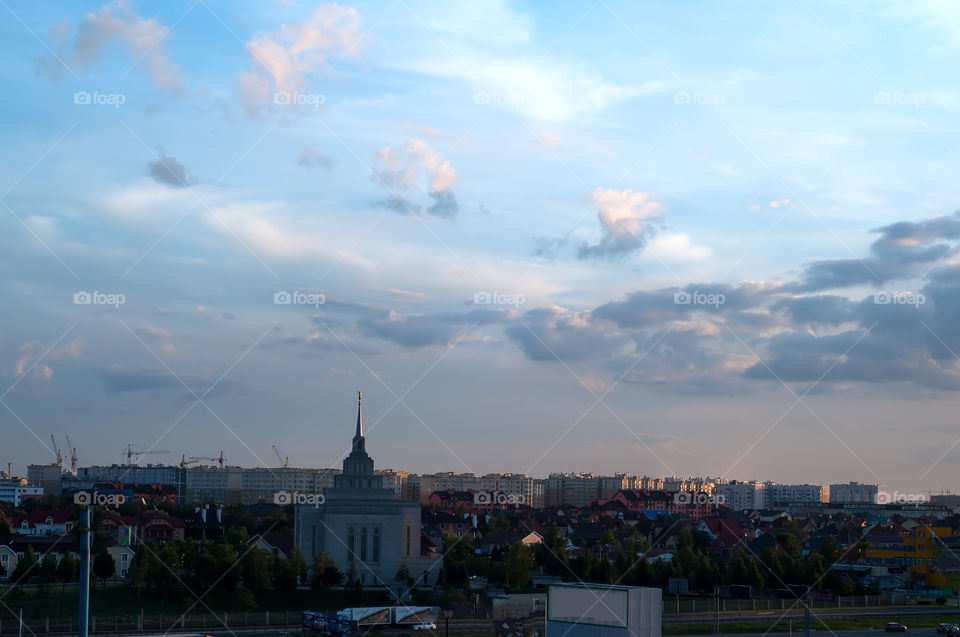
3,0,960,494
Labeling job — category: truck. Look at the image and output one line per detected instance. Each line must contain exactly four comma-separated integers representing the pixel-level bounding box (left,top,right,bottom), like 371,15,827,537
303,611,355,635
337,607,392,629
392,606,437,626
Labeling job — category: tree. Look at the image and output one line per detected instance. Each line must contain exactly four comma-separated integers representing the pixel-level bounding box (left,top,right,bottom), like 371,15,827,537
288,547,308,586
93,550,115,587
241,549,271,594
56,554,77,591
819,535,840,564
395,563,413,586
310,553,343,589
11,546,38,588
271,554,299,593
38,553,58,592
505,542,533,589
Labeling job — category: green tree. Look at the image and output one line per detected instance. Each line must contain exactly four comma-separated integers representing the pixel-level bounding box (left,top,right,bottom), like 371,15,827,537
310,553,343,589
38,553,58,592
505,542,533,589
777,533,802,559
56,554,77,591
819,535,840,564
241,549,271,594
93,550,115,586
11,546,38,588
271,554,299,593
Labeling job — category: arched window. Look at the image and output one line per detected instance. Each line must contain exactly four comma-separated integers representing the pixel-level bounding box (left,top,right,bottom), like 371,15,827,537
348,526,356,562
360,526,368,561
372,526,381,562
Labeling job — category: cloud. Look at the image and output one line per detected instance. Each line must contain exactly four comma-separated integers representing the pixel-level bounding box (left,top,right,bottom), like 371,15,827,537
373,139,459,218
239,3,366,115
577,189,662,260
297,147,335,170
36,1,184,95
541,133,561,148
788,211,960,292
146,148,192,187
13,338,85,380
505,306,632,362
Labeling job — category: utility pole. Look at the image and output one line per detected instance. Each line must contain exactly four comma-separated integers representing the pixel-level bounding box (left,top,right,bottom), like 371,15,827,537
803,587,810,637
78,506,91,637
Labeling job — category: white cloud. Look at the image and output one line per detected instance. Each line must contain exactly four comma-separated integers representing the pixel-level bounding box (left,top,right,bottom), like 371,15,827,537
578,188,662,259
373,139,459,217
644,232,711,261
240,3,366,115
39,1,184,95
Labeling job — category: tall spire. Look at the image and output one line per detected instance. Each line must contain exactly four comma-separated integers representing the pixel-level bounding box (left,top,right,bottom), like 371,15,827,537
355,390,363,439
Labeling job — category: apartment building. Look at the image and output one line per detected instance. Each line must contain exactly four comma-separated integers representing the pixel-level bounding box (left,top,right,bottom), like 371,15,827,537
0,477,42,506
764,482,829,508
830,482,885,504
715,480,766,511
26,464,62,496
411,472,543,507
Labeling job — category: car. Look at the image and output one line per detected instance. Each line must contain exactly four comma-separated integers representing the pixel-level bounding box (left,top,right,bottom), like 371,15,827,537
936,625,958,634
885,622,908,632
412,622,437,631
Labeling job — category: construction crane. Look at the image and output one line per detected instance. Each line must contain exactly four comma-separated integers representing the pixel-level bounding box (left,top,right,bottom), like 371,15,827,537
50,435,63,467
273,445,289,468
180,454,218,468
65,436,78,474
217,450,225,468
125,444,169,465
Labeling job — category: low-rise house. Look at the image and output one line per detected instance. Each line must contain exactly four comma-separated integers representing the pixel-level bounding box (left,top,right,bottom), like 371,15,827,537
11,509,75,536
138,513,186,543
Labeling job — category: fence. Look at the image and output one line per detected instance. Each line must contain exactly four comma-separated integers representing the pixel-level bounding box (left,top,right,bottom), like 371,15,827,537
0,611,302,635
662,592,912,614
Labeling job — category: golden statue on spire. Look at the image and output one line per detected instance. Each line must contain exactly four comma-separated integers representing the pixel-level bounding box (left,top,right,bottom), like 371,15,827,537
358,390,362,404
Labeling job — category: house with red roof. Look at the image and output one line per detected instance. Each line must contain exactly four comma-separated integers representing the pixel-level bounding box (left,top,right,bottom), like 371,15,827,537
11,509,75,536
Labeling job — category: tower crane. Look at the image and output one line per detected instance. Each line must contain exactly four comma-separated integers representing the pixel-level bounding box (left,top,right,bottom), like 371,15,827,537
180,454,218,468
65,436,78,474
125,444,169,465
50,435,63,467
273,445,289,468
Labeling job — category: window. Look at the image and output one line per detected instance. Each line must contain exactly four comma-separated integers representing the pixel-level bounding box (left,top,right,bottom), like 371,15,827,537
372,527,380,562
348,527,356,562
406,527,411,556
122,553,128,563
360,527,368,561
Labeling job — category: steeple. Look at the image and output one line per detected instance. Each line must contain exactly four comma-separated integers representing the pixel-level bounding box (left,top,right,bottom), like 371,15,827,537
334,390,382,489
356,390,363,438
353,390,365,453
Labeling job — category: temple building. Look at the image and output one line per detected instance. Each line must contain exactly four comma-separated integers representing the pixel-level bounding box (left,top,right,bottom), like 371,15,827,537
294,392,441,587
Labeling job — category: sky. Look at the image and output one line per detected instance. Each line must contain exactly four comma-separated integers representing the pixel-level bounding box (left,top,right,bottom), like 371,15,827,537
2,0,960,495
